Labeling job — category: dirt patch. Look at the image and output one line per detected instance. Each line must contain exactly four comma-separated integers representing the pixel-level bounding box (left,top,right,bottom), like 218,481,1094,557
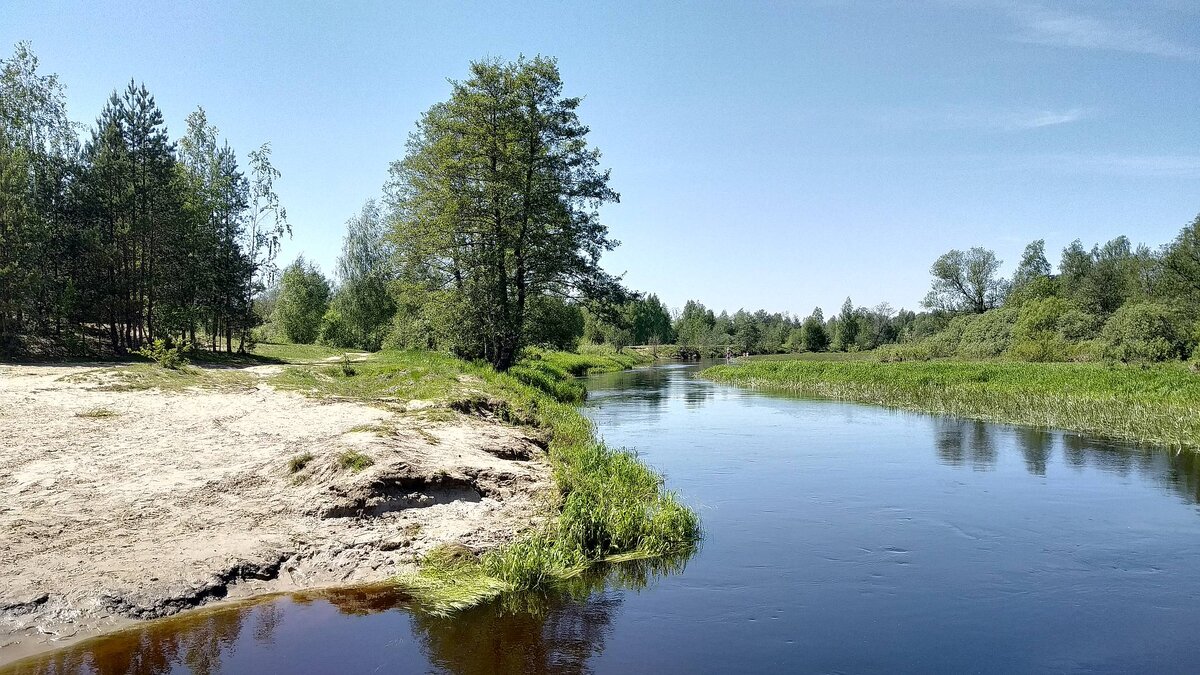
0,363,552,665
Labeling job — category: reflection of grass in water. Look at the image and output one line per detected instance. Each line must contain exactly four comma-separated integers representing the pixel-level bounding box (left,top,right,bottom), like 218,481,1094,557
705,359,1200,449
401,541,697,617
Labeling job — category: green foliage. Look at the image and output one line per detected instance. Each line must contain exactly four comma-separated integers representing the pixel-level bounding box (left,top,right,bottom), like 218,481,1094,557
874,342,935,362
1100,302,1187,363
317,305,356,349
524,295,585,351
338,450,374,472
288,451,314,474
924,247,1007,314
386,56,622,371
954,307,1017,358
271,349,698,610
272,256,330,344
136,339,190,369
705,359,1200,449
332,199,394,351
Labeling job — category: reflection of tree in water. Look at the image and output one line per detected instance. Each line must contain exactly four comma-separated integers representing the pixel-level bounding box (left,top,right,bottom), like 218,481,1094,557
1015,427,1053,476
586,368,673,423
406,551,693,675
931,417,1200,505
935,419,997,470
11,597,278,675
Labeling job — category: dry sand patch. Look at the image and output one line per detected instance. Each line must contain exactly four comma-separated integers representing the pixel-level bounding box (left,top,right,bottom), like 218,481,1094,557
0,363,551,663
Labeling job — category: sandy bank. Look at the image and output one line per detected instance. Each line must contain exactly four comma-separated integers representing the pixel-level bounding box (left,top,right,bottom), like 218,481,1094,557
0,363,552,664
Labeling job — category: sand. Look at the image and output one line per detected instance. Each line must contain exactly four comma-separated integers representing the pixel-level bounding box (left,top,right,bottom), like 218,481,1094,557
0,363,552,664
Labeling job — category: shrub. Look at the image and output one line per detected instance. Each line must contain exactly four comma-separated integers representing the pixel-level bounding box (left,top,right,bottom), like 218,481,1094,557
1100,302,1186,363
1006,298,1072,362
874,342,934,362
137,339,190,369
956,307,1016,359
318,307,356,349
1057,308,1102,342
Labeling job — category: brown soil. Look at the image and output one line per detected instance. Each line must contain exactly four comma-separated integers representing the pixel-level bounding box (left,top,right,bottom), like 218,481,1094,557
0,363,552,665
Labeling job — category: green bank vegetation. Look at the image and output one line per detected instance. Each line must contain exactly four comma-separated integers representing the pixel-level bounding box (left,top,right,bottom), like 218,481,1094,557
704,359,1200,449
268,349,698,613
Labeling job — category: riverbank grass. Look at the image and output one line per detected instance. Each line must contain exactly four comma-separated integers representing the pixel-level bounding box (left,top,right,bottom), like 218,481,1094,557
703,359,1200,449
269,348,699,613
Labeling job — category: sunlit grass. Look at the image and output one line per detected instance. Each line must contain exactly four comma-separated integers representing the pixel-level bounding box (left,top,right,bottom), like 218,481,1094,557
250,341,368,364
704,359,1200,449
271,348,699,610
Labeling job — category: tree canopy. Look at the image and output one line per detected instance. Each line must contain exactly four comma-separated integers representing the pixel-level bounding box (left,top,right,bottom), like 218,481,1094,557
385,56,622,370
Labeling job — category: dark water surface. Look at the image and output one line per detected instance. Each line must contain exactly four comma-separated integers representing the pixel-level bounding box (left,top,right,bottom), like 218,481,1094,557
9,363,1200,674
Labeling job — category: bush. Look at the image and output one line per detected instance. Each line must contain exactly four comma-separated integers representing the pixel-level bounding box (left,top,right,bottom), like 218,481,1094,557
1006,298,1072,362
137,339,190,369
1100,302,1186,363
318,307,356,349
874,342,934,362
956,307,1016,359
1057,308,1102,342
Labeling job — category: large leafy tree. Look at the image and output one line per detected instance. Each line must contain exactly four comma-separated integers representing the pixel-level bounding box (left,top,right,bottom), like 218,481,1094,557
331,199,395,350
923,247,1006,314
273,256,330,344
386,56,621,370
0,42,77,350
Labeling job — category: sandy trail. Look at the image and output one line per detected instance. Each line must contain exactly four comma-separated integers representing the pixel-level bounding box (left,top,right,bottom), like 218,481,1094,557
0,363,552,664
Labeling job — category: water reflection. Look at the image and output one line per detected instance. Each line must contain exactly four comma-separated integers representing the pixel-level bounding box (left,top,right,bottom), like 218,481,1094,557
409,554,692,675
2,552,694,675
930,416,1200,505
7,599,269,675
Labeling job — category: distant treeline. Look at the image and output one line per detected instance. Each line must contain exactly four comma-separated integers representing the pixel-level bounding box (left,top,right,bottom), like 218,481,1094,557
879,230,1200,364
0,43,289,356
572,226,1200,365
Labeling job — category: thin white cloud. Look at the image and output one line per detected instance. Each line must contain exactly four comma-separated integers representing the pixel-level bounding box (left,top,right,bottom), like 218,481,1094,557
880,105,1089,132
1008,4,1199,60
948,106,1089,131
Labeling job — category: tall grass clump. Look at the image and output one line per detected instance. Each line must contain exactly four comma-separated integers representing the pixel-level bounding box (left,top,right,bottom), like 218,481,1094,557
704,359,1200,450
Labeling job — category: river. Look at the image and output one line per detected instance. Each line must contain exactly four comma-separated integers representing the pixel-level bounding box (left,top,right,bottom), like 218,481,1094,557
7,362,1200,673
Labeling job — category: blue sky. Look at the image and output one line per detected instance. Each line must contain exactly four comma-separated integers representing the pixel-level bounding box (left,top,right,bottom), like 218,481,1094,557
5,0,1198,317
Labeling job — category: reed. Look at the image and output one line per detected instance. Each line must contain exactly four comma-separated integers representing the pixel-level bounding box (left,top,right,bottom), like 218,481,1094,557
704,359,1200,449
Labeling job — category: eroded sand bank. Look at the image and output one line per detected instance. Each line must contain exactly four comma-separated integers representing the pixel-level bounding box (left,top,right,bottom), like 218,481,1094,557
0,363,552,664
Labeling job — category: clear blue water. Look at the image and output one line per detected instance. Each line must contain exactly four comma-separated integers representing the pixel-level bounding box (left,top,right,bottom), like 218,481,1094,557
9,362,1200,674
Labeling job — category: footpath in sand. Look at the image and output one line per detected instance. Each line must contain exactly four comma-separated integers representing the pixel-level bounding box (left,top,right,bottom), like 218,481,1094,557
0,362,553,664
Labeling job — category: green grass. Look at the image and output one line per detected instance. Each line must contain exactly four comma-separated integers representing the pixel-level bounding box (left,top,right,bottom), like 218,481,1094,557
741,351,874,363
339,450,374,472
249,341,366,364
527,347,653,376
288,451,314,473
269,348,699,613
66,363,258,392
703,359,1200,450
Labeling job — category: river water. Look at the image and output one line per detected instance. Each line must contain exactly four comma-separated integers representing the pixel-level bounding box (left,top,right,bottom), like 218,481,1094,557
8,362,1200,673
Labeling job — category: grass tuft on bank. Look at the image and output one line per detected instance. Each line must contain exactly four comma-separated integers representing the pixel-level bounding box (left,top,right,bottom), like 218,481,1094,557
269,348,698,613
704,359,1200,450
